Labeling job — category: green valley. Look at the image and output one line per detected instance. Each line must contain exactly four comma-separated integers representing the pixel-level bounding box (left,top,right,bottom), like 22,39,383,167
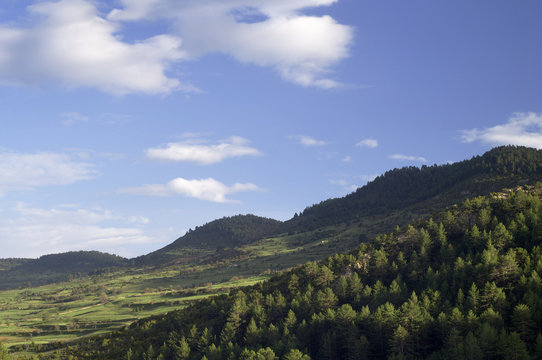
2,146,542,358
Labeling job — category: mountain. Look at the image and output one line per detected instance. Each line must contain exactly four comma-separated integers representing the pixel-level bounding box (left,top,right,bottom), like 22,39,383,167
5,145,542,357
286,145,542,231
4,146,542,286
0,251,128,289
52,185,542,359
137,214,282,265
135,146,542,270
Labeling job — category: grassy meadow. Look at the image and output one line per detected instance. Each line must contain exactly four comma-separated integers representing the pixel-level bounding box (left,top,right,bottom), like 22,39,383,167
0,223,367,355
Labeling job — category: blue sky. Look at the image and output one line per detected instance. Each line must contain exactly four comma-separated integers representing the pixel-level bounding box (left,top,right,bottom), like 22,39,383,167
0,0,541,258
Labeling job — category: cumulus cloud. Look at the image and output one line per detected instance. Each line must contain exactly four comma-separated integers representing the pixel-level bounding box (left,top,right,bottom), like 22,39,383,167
461,112,542,149
389,154,428,163
119,177,261,203
292,135,327,146
356,138,378,148
0,0,184,95
145,136,261,164
0,151,95,195
0,203,152,258
109,0,353,88
0,0,352,93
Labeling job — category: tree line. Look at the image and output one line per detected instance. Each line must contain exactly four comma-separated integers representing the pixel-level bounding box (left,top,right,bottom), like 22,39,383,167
32,184,542,359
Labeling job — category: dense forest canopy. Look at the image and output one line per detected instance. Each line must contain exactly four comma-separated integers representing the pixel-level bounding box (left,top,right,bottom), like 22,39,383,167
45,184,542,359
138,215,282,265
0,251,128,289
288,146,542,231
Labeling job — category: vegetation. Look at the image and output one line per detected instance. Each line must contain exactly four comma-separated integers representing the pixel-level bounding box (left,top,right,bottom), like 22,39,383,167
288,145,542,231
0,252,129,290
4,146,542,358
34,184,542,359
139,215,282,265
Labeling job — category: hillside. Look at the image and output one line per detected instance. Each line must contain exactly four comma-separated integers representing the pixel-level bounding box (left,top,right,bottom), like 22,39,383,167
137,214,282,265
135,146,542,272
54,185,542,359
0,251,128,289
3,146,542,289
286,145,542,231
3,146,542,357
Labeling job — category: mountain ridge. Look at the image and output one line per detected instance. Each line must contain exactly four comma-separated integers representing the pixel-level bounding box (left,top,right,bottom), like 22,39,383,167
53,182,542,359
3,145,542,288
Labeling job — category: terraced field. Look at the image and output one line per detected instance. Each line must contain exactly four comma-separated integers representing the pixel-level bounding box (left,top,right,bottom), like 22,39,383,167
0,223,364,356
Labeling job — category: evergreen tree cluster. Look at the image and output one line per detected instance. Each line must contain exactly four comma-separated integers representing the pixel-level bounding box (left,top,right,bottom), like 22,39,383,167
171,215,282,248
0,251,128,289
289,146,542,231
48,184,542,359
138,215,282,265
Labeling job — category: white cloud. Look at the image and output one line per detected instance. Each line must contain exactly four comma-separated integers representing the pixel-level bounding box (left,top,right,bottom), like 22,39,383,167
0,204,152,258
61,112,88,126
145,136,261,164
109,0,353,88
0,151,95,195
330,174,377,193
356,138,378,148
461,112,542,149
389,154,428,163
0,0,352,93
0,0,184,95
342,155,351,162
119,177,261,203
292,135,327,146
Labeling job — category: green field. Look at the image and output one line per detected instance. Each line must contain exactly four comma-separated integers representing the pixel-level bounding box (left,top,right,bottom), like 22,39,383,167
0,203,437,355
0,205,447,356
0,223,367,355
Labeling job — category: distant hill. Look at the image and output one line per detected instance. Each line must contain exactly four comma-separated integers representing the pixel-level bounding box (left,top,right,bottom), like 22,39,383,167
137,214,282,265
4,146,542,286
138,146,542,268
0,258,31,271
286,145,542,231
0,251,128,289
57,185,542,359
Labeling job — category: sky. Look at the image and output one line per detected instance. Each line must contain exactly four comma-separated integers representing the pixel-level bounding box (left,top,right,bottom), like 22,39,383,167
0,0,541,258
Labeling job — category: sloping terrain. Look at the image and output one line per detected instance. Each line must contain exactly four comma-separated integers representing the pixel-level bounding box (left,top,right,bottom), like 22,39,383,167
4,146,542,290
55,185,542,359
3,146,542,357
137,214,282,266
286,145,542,231
0,251,128,289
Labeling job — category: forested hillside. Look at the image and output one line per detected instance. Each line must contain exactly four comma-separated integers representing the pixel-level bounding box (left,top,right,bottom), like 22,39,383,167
138,215,282,265
0,251,128,289
287,146,542,231
139,146,542,269
49,184,542,359
4,146,542,282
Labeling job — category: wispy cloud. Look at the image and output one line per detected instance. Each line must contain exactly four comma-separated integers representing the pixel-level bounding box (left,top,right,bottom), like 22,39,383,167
0,151,96,195
389,154,428,163
291,135,327,146
61,112,88,126
330,174,378,193
0,203,152,258
356,138,378,148
145,136,261,165
119,177,262,203
461,112,542,149
342,155,352,163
